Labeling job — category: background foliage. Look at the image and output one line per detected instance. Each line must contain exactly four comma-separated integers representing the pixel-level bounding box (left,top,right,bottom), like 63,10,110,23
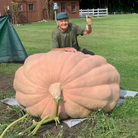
80,0,138,13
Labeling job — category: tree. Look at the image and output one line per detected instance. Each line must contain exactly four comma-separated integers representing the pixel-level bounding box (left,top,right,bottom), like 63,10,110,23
3,6,8,15
44,0,54,20
3,1,20,24
10,1,20,24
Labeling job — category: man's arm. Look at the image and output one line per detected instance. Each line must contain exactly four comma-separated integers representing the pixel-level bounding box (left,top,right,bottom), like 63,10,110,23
83,15,92,35
51,33,59,49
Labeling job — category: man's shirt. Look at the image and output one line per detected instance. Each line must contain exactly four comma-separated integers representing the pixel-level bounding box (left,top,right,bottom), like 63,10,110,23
51,23,85,51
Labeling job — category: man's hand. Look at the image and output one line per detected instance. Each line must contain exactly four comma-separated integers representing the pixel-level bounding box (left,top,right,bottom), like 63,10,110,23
51,47,78,53
86,15,92,26
64,47,78,53
83,15,92,35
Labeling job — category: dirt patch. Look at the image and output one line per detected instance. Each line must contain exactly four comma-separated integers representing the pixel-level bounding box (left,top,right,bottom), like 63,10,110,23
0,73,15,92
0,73,87,138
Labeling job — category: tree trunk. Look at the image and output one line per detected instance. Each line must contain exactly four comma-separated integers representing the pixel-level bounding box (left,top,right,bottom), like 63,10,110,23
99,0,101,8
104,0,109,8
45,0,50,20
49,0,54,20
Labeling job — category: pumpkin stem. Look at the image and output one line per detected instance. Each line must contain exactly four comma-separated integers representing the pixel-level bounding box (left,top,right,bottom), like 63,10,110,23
19,120,37,135
28,115,49,136
54,97,63,117
0,113,29,138
19,97,63,136
49,82,63,99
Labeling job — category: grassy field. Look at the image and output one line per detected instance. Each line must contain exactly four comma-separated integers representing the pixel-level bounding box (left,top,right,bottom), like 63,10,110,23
0,14,138,138
1,14,138,91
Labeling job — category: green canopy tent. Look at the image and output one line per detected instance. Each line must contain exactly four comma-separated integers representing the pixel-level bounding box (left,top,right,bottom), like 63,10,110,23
0,15,27,63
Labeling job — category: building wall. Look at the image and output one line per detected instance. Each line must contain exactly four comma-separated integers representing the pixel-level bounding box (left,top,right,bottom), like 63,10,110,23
13,0,38,23
0,0,11,16
37,0,80,21
55,0,79,19
37,0,47,21
0,0,79,23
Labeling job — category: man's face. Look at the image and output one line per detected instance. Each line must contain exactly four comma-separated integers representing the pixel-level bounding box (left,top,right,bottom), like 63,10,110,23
56,18,69,32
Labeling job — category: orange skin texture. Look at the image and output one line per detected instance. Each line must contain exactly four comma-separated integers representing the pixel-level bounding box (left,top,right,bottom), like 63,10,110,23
14,51,120,119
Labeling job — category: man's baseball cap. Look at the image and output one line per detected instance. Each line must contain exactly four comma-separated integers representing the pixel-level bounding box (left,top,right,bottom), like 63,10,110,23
56,12,68,20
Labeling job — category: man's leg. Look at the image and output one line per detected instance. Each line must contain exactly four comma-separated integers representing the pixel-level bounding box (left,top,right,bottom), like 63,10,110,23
82,49,95,55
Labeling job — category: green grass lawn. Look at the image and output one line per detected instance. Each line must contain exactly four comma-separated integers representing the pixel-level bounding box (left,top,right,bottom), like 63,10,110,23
1,14,138,91
0,14,138,138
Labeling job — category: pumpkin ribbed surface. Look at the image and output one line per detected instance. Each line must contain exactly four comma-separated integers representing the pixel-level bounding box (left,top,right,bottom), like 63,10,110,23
14,51,120,119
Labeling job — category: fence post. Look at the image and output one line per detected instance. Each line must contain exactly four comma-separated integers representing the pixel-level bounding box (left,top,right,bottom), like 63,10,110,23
92,8,94,16
98,8,99,17
80,9,82,17
87,9,89,16
106,8,108,17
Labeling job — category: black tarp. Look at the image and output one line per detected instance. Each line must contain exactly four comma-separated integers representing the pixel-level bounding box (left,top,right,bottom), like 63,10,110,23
0,15,27,63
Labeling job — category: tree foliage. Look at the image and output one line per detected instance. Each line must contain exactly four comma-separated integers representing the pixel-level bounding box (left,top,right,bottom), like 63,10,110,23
3,1,20,24
10,1,20,24
80,0,138,13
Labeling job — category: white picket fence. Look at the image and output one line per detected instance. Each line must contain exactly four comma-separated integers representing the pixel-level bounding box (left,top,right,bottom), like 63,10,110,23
79,8,108,17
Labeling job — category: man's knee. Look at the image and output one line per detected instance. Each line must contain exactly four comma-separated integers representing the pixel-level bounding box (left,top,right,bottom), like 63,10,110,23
82,49,95,55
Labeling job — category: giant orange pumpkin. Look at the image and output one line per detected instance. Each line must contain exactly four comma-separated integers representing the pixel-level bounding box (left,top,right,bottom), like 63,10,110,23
14,51,120,119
